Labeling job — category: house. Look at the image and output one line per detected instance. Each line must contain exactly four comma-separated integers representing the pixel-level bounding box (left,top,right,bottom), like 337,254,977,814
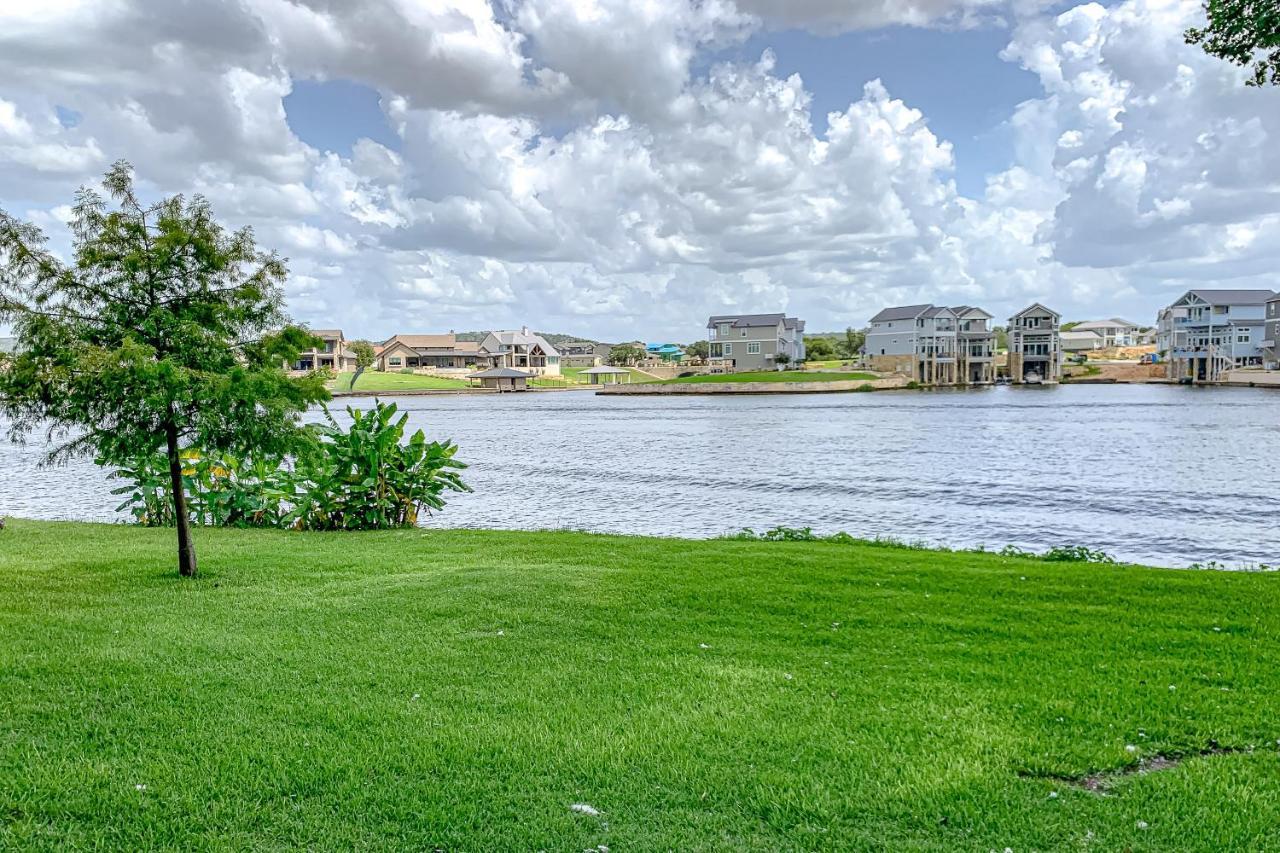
864,304,997,385
376,333,495,372
1061,329,1105,353
645,343,684,362
559,341,611,369
1007,304,1062,383
1161,289,1277,381
1265,295,1280,370
1070,319,1142,348
467,366,532,391
706,313,806,372
293,329,356,373
479,328,562,376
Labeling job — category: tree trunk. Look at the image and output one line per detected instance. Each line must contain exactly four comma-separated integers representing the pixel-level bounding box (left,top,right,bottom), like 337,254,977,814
164,420,198,578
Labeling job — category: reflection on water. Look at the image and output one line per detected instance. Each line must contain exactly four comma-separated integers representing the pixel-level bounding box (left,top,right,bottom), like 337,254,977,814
2,384,1278,567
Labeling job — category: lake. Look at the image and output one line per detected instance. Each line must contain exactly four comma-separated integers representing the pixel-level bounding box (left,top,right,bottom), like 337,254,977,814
2,384,1277,567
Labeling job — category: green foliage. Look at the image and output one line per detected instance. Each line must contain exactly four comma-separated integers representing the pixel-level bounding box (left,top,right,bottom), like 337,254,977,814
349,339,376,370
774,352,791,366
729,528,1119,565
608,344,645,366
837,326,865,359
1061,321,1082,332
1186,1,1280,86
684,340,709,361
804,336,836,360
0,161,327,575
108,402,470,531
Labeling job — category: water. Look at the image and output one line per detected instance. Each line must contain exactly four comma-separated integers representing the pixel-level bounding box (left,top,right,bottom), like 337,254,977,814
2,384,1277,567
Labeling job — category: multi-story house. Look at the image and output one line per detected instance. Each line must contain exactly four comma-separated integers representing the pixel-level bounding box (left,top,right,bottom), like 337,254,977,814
480,328,562,376
377,333,493,371
706,313,805,372
1007,304,1062,383
1069,318,1142,348
1265,295,1280,371
293,329,356,373
864,304,996,384
1161,289,1276,381
558,341,612,369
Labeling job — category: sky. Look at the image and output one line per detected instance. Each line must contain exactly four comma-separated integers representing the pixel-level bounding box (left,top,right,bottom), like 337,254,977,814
1,0,1278,343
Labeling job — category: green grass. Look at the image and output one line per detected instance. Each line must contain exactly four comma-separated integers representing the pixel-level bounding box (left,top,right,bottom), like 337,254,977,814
661,370,878,384
3,520,1280,849
332,371,468,392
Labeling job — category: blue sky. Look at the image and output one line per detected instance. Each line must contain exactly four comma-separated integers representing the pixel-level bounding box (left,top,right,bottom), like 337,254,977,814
285,23,1043,200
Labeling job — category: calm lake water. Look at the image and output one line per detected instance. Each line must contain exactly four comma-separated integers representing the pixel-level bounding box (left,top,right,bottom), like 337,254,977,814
2,384,1277,567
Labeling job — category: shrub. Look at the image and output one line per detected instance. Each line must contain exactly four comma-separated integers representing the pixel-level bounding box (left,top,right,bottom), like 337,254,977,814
107,402,469,531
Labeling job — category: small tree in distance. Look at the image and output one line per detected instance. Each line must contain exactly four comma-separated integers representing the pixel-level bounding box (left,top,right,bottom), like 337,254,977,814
608,344,645,366
0,161,328,577
348,339,376,389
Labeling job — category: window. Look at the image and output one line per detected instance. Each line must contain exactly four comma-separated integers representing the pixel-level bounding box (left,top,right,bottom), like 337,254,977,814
1237,333,1251,344
747,342,761,354
389,357,402,366
741,329,748,337
724,343,732,355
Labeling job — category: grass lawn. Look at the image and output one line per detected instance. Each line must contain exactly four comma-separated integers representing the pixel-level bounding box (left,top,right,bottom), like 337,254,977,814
332,371,468,392
662,370,878,384
3,521,1280,849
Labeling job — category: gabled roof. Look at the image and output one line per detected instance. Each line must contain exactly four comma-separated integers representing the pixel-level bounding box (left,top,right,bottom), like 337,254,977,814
707,313,786,328
951,306,993,319
468,367,534,378
309,328,344,338
1010,303,1060,320
383,333,458,350
783,317,806,331
1180,289,1278,307
1061,329,1104,339
485,329,561,356
921,306,957,318
868,304,931,323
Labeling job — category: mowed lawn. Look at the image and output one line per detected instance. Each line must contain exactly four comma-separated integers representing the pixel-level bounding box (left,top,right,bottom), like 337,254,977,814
331,371,468,392
662,370,878,384
3,521,1280,849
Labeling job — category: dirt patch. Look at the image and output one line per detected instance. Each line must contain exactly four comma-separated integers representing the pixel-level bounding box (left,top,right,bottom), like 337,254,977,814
1021,744,1247,793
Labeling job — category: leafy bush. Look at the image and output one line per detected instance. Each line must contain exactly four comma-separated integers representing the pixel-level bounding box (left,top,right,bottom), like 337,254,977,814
107,401,469,530
398,368,416,374
1041,545,1116,564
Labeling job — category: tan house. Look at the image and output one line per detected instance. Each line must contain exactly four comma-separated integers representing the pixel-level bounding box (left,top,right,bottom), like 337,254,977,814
293,329,356,373
376,334,496,372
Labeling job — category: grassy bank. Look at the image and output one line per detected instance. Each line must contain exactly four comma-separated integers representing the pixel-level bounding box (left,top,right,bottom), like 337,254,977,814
3,521,1279,849
332,371,468,392
660,369,878,384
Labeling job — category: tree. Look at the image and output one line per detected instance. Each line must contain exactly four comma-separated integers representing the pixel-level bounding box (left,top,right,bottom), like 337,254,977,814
608,344,645,366
0,161,328,577
804,336,835,360
348,338,376,389
837,327,865,359
1186,1,1280,87
684,340,709,362
1061,321,1081,332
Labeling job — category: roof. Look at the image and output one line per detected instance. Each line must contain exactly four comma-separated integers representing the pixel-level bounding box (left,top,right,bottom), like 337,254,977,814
309,329,343,338
951,306,993,319
467,367,534,378
1010,303,1060,320
486,329,560,356
921,306,957,318
1185,289,1278,306
1061,330,1103,340
1073,319,1139,331
383,334,458,350
869,304,931,323
646,343,682,352
584,366,631,375
783,318,806,331
707,313,786,328
0,336,17,354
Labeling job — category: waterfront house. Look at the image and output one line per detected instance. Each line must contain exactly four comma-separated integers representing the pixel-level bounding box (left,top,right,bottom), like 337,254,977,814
1061,329,1105,353
1265,295,1280,370
559,341,611,369
1007,304,1062,383
479,328,562,376
706,313,806,372
467,366,532,391
865,304,996,384
377,333,494,372
1070,319,1142,348
293,329,356,373
645,343,685,362
1160,289,1277,381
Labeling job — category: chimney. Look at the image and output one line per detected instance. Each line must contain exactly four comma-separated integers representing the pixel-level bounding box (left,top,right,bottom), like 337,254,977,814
521,325,529,336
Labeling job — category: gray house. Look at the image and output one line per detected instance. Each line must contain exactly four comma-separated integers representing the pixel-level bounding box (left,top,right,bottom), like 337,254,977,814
864,304,996,384
1007,304,1062,383
706,313,805,372
1160,289,1276,381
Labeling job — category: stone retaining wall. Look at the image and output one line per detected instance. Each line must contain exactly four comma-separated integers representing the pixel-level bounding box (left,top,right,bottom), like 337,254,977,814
597,377,909,395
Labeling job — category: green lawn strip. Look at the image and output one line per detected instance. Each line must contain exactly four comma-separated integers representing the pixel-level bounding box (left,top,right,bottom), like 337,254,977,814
2,520,1278,849
661,370,878,384
331,371,469,392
